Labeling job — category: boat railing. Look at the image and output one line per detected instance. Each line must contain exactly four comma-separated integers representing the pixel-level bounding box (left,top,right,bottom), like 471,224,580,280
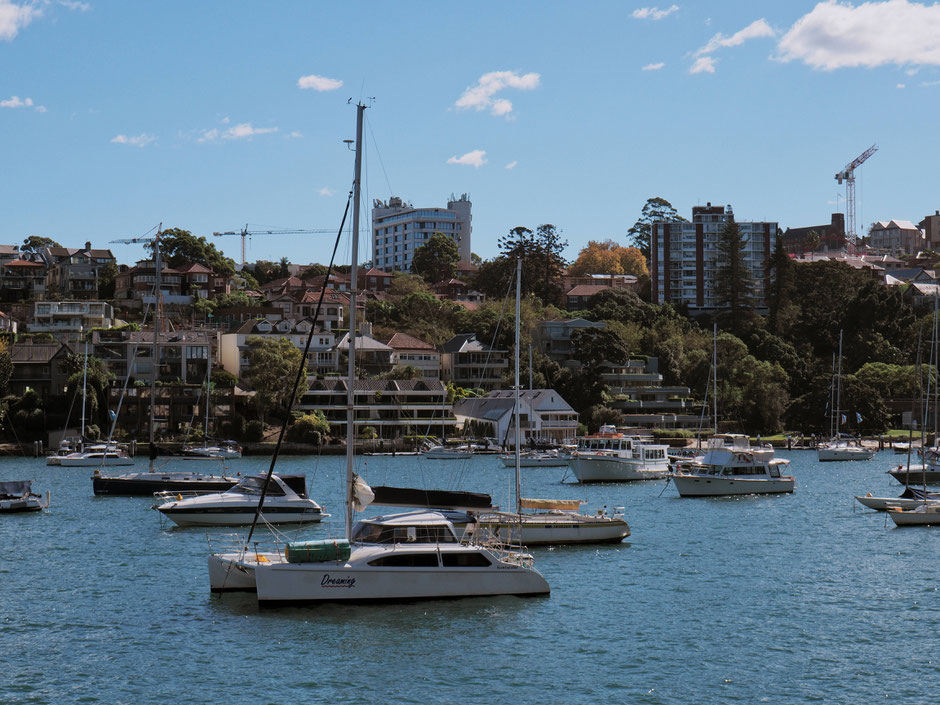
151,490,204,508
205,532,287,562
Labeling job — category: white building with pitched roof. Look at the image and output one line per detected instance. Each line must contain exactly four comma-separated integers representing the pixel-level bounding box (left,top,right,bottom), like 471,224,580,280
868,219,924,254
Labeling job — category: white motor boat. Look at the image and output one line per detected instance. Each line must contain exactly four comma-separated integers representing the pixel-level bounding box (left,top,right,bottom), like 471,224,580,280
0,480,46,513
422,445,472,460
817,438,874,462
471,499,629,544
58,444,135,467
155,474,320,527
181,440,243,459
567,425,670,482
498,450,569,468
669,434,794,497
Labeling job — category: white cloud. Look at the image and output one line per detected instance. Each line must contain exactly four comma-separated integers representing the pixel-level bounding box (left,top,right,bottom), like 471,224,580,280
921,79,940,86
289,130,303,138
777,0,940,70
297,74,343,91
0,94,45,111
0,0,37,41
199,122,278,142
898,82,906,88
319,187,334,196
689,56,716,74
505,161,518,170
111,133,156,148
632,5,679,20
642,62,665,71
58,1,90,11
455,70,540,117
695,18,775,56
447,150,487,168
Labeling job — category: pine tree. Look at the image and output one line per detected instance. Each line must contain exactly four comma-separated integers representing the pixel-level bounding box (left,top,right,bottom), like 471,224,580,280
714,217,755,333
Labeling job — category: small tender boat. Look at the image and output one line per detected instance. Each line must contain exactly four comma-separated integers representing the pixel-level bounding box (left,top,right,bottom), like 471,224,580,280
0,480,46,513
422,445,472,460
567,425,670,482
669,434,794,497
855,487,940,511
888,502,940,526
180,440,243,459
155,474,320,527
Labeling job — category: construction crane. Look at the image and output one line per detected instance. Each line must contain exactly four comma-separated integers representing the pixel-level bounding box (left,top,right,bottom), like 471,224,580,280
835,144,878,246
212,225,346,266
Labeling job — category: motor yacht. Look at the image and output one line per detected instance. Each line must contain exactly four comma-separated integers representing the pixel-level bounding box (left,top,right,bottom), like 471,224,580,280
669,434,794,497
0,480,46,513
155,474,319,527
57,443,135,467
567,425,670,482
816,437,874,462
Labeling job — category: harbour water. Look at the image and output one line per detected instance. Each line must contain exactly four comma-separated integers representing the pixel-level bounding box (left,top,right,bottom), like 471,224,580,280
2,451,939,704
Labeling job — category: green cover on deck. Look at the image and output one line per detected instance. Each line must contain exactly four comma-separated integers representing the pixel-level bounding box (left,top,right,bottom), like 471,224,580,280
285,538,352,563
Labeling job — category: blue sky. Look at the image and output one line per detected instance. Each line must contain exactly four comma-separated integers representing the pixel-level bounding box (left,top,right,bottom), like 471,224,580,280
3,1,939,266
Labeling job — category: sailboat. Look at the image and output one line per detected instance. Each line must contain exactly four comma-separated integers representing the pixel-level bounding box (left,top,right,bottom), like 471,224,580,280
181,347,243,459
209,104,549,603
56,336,133,467
472,259,629,544
93,226,239,495
817,330,874,461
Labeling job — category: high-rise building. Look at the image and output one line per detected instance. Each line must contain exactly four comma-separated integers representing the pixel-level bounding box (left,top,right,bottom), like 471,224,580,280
371,194,471,272
651,203,777,313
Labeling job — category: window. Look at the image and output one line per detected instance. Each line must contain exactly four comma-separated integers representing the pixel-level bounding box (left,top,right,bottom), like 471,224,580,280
368,553,440,567
441,552,492,567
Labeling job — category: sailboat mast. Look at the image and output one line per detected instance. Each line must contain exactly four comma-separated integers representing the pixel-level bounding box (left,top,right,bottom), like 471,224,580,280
149,225,162,471
80,335,88,441
712,322,718,434
836,330,843,436
514,258,522,515
204,337,211,447
345,103,365,541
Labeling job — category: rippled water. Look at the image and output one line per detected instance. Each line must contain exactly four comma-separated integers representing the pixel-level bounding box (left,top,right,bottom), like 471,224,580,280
2,450,938,704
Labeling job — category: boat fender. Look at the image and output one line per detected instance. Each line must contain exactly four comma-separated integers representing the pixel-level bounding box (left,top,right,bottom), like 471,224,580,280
176,493,183,501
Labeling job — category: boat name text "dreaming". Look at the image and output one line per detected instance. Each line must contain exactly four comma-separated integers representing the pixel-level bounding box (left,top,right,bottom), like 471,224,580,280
321,574,356,588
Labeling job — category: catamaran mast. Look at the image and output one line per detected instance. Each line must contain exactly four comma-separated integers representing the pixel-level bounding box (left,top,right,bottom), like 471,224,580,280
712,322,718,434
514,258,522,515
149,225,162,472
345,103,365,540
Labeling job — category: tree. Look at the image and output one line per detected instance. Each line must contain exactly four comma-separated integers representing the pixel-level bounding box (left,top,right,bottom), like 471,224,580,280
97,260,119,299
301,263,329,280
568,240,649,278
473,224,568,302
63,351,114,431
148,227,236,277
411,233,459,284
21,235,60,254
0,342,11,397
286,410,331,444
767,231,795,336
714,218,755,334
243,337,307,425
626,197,684,261
389,272,433,297
570,328,630,369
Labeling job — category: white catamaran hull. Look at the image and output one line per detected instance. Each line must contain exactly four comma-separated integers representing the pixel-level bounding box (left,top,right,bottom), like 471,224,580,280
568,455,669,482
670,475,795,497
253,556,549,604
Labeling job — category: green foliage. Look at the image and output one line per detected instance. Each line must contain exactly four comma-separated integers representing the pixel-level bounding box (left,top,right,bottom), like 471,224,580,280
22,235,60,253
626,197,684,261
301,263,329,279
767,232,796,335
472,225,568,303
287,410,330,444
243,419,264,442
583,405,623,433
149,227,236,277
0,343,11,397
411,233,459,284
373,365,423,381
63,353,114,428
243,336,307,424
388,272,432,297
211,369,238,388
97,260,119,299
714,219,756,334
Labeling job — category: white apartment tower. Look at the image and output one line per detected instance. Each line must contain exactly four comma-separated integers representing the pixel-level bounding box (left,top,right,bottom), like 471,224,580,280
371,194,471,272
651,203,777,313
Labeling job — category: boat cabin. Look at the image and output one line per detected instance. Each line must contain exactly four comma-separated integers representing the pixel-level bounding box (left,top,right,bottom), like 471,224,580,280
228,474,308,498
351,510,468,544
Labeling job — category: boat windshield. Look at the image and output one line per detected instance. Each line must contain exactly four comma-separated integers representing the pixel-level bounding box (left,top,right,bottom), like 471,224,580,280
233,476,285,496
352,521,458,544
